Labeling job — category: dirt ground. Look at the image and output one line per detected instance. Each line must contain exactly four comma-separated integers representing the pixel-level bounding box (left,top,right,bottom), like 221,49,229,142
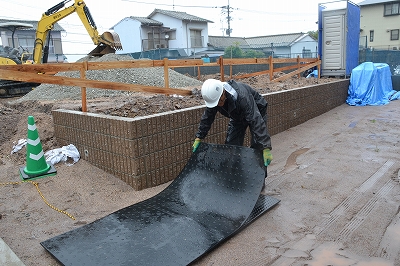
2,74,399,266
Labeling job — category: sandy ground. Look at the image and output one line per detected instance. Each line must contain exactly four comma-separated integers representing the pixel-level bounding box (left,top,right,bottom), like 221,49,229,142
1,87,400,265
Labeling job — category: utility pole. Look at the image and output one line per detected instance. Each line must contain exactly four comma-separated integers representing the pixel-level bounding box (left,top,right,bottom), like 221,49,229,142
221,0,233,36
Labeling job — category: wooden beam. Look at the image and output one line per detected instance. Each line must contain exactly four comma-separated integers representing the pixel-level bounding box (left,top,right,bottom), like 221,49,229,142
274,64,303,73
269,56,273,81
163,58,169,89
271,60,321,83
0,62,82,73
271,58,318,64
0,69,192,95
87,60,155,70
222,58,258,65
219,56,225,82
234,69,270,79
80,61,88,112
165,59,204,67
273,61,320,74
153,59,204,67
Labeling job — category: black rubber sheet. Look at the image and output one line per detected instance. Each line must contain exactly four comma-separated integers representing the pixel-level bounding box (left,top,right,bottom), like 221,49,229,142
41,143,280,266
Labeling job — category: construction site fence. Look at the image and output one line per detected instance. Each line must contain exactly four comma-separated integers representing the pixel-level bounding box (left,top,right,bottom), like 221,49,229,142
358,48,400,73
0,56,334,191
0,56,321,112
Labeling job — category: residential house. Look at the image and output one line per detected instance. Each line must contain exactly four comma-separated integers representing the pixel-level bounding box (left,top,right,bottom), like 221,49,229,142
359,0,400,50
207,33,318,59
0,19,65,63
112,9,213,58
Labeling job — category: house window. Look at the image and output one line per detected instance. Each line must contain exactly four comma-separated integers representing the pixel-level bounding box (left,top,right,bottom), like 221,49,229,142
165,31,176,40
302,49,312,58
391,29,399,40
384,2,400,16
190,29,202,48
148,32,161,49
370,30,374,42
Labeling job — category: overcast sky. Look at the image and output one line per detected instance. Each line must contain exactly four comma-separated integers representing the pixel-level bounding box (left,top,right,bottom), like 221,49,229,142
0,0,363,62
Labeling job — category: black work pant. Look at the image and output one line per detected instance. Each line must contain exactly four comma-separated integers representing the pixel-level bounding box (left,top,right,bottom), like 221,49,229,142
224,116,268,178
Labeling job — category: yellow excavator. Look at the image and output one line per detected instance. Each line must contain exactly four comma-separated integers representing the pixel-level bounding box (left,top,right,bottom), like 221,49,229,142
0,0,123,97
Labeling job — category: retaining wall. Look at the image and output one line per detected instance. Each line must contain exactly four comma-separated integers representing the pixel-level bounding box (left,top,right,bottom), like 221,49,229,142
52,79,349,190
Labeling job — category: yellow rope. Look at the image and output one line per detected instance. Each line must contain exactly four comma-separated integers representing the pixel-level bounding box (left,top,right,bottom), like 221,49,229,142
0,180,76,220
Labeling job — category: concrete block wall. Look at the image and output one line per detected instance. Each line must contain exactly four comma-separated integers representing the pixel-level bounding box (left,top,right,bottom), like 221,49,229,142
52,79,349,190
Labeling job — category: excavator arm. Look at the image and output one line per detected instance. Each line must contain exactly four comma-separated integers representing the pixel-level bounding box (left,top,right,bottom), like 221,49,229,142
33,0,122,64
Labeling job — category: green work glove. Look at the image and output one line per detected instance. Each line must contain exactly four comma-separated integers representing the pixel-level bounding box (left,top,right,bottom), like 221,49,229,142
263,148,273,166
192,138,201,152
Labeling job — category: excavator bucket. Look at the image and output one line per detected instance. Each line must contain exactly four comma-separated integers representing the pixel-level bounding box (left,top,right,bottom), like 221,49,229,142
88,31,123,56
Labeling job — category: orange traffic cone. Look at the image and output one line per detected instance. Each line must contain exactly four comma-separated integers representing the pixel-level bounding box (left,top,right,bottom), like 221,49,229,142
19,116,56,180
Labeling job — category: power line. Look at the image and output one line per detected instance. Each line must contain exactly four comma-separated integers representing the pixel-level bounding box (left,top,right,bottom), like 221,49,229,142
121,0,220,9
237,7,314,16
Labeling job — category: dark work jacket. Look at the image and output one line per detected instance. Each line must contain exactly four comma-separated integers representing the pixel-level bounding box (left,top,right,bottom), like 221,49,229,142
195,80,272,150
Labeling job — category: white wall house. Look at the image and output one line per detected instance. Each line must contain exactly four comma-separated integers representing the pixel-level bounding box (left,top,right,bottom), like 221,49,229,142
359,0,400,50
112,17,164,54
289,34,319,58
112,9,213,56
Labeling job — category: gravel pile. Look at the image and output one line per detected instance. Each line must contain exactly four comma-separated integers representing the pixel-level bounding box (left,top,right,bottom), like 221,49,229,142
12,54,203,103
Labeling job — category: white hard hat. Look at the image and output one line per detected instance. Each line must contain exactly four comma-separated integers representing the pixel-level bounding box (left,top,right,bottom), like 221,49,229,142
201,79,224,107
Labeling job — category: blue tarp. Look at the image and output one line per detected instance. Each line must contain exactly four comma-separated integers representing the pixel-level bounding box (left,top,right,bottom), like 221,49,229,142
306,70,318,78
346,62,399,106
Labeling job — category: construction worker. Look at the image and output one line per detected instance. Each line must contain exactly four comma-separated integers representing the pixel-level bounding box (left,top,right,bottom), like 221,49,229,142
192,78,272,186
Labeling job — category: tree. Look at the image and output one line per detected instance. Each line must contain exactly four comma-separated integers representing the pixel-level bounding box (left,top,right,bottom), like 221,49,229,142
243,49,265,58
308,30,318,40
224,43,265,58
224,44,243,58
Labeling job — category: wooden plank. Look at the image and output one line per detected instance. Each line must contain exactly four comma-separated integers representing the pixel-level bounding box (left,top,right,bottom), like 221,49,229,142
80,62,88,112
274,64,301,73
222,58,258,65
153,60,165,67
274,61,319,73
255,58,270,64
87,60,155,70
166,59,204,66
301,58,319,63
219,56,225,82
269,56,273,81
0,69,192,95
272,58,298,63
271,58,318,64
272,60,321,82
234,69,270,79
152,59,204,67
234,60,316,80
172,62,220,68
0,62,82,73
163,58,169,88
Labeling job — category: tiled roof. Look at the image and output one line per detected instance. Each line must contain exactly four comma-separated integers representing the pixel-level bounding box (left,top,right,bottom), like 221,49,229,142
129,17,163,26
358,0,392,6
208,33,307,49
246,33,306,49
207,36,250,49
0,19,65,31
148,9,213,23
